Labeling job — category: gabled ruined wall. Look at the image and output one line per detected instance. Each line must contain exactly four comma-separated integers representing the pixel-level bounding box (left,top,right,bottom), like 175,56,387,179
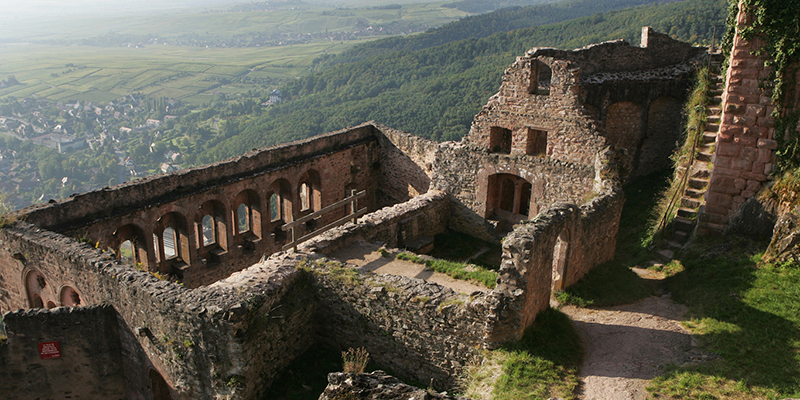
487,185,624,343
0,305,127,400
373,123,439,206
464,27,704,180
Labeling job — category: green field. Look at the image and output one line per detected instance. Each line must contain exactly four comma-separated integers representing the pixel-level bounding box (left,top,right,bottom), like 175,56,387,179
0,40,358,103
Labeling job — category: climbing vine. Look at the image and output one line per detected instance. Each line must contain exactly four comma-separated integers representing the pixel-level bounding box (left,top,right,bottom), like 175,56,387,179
734,0,800,171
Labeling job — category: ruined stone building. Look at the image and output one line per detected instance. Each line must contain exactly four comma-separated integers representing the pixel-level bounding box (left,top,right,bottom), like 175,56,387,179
0,28,707,399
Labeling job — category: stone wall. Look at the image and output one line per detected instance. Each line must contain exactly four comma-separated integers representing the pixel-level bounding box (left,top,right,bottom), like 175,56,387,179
702,2,780,230
302,258,495,390
0,305,127,400
463,27,703,180
0,221,318,399
304,190,451,255
374,123,439,206
486,185,624,344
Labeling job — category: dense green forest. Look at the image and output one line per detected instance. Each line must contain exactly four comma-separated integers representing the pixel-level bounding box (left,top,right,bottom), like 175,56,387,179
314,0,673,69
196,0,727,164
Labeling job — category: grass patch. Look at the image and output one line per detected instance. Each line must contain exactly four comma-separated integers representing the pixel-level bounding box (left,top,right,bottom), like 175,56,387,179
396,252,498,289
557,260,653,307
490,308,582,400
647,235,800,399
429,230,502,271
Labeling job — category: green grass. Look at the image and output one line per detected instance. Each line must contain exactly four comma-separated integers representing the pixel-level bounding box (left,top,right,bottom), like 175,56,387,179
429,230,502,270
647,235,800,399
396,251,498,288
490,308,582,400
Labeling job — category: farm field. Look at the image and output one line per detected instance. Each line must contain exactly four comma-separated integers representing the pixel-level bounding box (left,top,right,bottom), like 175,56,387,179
0,39,361,104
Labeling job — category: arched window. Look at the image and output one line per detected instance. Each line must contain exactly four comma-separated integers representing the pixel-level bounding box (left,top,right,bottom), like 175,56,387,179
202,214,214,246
60,286,81,307
268,179,292,223
114,224,147,268
487,173,534,223
196,200,227,252
519,182,532,216
298,169,322,212
237,203,249,234
120,240,136,264
25,270,49,309
163,227,178,259
499,178,515,212
269,193,281,222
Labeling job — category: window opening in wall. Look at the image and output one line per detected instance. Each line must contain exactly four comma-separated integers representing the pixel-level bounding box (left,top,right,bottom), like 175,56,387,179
519,182,532,216
163,227,178,259
46,301,57,309
529,60,552,95
500,178,515,212
270,193,281,222
202,215,214,246
60,286,81,307
300,182,311,211
489,127,512,154
153,233,160,262
31,293,44,308
237,203,249,233
526,128,547,156
120,240,136,264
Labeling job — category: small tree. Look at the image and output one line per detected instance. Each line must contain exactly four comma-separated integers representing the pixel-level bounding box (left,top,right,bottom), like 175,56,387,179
0,192,15,228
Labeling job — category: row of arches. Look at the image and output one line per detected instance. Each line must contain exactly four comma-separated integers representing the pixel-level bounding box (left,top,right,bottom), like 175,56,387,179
108,170,361,284
24,269,82,309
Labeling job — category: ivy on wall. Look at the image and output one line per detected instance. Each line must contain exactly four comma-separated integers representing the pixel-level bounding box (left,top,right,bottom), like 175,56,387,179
734,0,800,171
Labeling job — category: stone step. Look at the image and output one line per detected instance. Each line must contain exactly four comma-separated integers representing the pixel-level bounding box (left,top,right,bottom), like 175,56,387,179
703,132,717,143
708,89,723,96
706,114,720,123
708,106,722,115
688,177,709,189
673,217,695,232
696,151,713,162
677,207,697,219
685,188,705,198
691,164,711,178
681,197,701,208
711,95,723,104
697,221,726,234
657,249,675,262
705,123,720,132
665,240,683,250
673,229,689,243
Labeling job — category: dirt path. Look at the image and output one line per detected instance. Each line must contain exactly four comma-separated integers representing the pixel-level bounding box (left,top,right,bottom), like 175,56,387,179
328,241,489,295
560,265,711,400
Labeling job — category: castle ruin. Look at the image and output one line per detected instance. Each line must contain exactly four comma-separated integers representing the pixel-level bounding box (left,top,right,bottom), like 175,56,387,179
0,28,709,399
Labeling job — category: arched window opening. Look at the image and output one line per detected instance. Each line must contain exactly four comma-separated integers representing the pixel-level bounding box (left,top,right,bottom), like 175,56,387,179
298,170,322,213
300,183,311,211
60,286,81,307
120,240,136,264
31,293,44,308
163,227,178,259
46,301,57,309
237,203,249,234
528,60,552,95
552,229,570,291
489,127,512,154
499,178,515,212
269,193,281,222
202,214,215,246
519,182,532,217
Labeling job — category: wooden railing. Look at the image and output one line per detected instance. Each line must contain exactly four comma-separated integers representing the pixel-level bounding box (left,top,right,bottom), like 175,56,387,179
281,190,367,251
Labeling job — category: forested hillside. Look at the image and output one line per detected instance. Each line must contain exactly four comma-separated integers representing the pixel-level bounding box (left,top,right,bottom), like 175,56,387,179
314,0,674,69
197,0,727,163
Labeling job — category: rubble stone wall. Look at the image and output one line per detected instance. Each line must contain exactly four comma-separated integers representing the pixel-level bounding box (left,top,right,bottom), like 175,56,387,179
374,123,439,206
304,260,495,390
487,186,623,342
0,305,127,400
304,190,450,255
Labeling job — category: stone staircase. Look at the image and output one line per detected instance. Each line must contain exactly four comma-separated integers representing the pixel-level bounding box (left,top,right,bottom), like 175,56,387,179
657,53,725,260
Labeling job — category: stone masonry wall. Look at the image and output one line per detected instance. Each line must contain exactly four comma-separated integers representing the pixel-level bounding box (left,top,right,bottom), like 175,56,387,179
486,185,624,344
0,305,127,400
374,123,439,207
304,190,450,255
302,258,496,390
703,2,779,229
0,222,317,399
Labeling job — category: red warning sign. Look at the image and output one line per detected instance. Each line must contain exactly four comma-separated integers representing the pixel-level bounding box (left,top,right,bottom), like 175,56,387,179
38,341,61,360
